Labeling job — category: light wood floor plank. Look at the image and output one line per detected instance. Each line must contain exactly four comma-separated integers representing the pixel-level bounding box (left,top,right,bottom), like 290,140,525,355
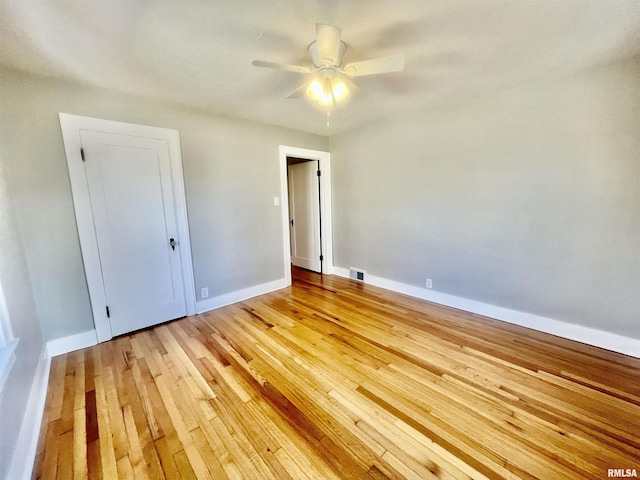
34,267,640,479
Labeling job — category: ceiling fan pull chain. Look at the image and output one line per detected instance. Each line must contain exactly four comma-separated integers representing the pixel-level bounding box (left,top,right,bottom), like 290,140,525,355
326,106,330,127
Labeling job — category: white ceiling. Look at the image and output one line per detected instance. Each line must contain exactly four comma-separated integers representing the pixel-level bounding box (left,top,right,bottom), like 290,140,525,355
1,1,640,136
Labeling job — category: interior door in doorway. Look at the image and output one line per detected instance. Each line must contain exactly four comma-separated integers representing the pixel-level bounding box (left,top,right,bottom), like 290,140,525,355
81,130,187,337
288,160,322,273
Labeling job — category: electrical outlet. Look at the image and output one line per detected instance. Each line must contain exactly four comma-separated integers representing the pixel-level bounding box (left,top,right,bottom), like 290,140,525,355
201,287,209,298
426,278,432,289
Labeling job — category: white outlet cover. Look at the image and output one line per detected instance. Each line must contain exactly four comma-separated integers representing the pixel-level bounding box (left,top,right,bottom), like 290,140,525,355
426,278,432,289
273,196,280,206
201,287,209,298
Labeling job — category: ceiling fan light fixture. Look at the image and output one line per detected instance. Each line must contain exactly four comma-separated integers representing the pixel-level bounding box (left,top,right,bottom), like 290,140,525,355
332,81,349,101
306,76,349,106
306,79,325,101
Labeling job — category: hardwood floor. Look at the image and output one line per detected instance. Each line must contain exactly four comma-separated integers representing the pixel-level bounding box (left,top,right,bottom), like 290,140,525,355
33,268,640,479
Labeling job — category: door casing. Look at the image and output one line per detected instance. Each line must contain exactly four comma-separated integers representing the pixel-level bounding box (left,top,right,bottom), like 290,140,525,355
279,146,333,286
59,113,196,342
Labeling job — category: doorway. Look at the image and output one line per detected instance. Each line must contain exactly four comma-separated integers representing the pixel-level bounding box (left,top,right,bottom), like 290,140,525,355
279,146,333,286
287,157,322,273
60,114,196,342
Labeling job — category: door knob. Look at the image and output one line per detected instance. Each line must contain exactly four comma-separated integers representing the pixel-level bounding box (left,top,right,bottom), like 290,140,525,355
169,238,177,250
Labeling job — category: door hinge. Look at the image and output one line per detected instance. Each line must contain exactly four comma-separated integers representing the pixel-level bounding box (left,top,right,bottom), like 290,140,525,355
80,148,85,161
317,170,321,177
319,255,324,261
106,306,110,318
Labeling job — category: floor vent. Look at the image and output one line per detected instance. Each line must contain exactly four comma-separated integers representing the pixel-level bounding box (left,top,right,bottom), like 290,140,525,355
349,268,366,282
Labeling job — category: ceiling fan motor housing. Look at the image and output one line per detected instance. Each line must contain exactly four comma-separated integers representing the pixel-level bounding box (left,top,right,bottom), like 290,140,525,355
308,40,347,68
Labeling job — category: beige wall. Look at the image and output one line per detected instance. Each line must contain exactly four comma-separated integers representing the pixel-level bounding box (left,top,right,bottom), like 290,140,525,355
331,57,640,339
0,67,328,341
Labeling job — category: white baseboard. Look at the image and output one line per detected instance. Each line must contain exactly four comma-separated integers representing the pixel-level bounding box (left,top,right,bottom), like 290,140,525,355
46,329,98,358
333,266,640,359
197,278,288,314
8,346,51,480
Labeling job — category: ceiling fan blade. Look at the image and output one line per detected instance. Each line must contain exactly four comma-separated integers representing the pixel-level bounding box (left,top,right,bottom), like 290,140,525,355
286,82,309,99
343,54,405,77
316,23,342,66
251,59,311,74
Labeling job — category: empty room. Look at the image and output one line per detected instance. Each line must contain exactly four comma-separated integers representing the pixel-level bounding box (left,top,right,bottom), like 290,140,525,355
1,1,639,479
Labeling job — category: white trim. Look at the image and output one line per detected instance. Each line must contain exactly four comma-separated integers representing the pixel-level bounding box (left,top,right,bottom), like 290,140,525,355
0,279,16,392
196,278,288,314
0,338,18,393
59,113,196,343
279,146,333,285
8,346,51,480
0,279,13,346
46,330,98,358
333,266,640,359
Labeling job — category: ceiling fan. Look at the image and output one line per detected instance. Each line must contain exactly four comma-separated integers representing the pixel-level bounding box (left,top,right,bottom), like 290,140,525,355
251,23,405,110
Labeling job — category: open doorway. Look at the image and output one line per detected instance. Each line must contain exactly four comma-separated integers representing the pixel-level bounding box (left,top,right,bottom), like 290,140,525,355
279,146,333,286
287,157,322,273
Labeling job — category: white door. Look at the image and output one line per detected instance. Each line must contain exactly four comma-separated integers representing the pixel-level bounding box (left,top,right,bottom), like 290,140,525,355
288,161,322,272
80,130,187,337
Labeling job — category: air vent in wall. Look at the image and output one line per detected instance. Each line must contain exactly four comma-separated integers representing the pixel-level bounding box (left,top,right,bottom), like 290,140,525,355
349,268,366,282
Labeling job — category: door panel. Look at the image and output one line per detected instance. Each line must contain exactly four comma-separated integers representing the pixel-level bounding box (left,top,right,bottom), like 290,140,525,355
288,161,321,272
81,130,186,336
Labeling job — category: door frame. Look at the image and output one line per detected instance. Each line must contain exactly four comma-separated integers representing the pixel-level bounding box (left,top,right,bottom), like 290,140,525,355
279,145,333,286
59,113,196,342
